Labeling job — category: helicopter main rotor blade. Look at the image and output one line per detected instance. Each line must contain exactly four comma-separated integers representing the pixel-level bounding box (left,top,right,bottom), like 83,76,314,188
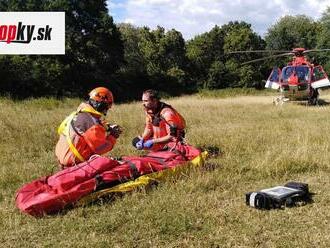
304,49,330,53
241,53,293,65
227,49,291,54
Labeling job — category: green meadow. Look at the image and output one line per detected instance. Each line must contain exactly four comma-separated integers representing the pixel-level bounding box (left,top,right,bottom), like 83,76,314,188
1,89,330,247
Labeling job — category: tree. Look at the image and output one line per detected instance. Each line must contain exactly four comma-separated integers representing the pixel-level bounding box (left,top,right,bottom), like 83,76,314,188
204,61,226,89
47,0,124,95
187,22,265,89
186,25,224,88
316,7,330,73
223,22,265,87
264,15,322,81
265,15,320,50
138,26,188,92
118,23,146,76
116,23,149,100
0,0,124,98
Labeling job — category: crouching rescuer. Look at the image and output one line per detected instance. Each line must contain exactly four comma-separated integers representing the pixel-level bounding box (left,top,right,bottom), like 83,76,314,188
55,87,122,168
132,89,186,151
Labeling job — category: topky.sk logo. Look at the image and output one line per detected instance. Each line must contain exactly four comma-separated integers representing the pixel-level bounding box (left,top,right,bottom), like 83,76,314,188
0,12,65,55
0,22,52,44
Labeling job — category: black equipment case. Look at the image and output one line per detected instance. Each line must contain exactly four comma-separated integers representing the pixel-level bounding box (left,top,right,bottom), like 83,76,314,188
246,182,310,210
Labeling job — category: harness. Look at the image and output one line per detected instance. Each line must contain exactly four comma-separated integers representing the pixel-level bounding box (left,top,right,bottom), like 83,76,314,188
57,106,103,162
150,102,185,139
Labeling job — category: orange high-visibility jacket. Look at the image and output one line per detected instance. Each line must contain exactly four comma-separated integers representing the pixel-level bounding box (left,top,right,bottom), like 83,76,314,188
55,102,116,168
142,102,186,151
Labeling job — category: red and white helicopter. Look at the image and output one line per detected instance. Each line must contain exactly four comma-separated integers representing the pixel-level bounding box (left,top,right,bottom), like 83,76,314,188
265,48,330,105
233,48,330,105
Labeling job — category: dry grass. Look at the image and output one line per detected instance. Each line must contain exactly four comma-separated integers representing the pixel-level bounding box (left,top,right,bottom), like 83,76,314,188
1,89,330,247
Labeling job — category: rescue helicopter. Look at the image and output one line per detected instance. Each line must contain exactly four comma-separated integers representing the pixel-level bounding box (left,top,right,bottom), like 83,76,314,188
231,48,330,105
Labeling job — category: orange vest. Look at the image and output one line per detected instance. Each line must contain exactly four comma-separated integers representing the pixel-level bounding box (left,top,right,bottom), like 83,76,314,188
55,103,116,168
143,103,185,151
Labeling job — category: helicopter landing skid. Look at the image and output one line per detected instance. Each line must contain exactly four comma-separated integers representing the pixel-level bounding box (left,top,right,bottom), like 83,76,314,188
273,96,289,105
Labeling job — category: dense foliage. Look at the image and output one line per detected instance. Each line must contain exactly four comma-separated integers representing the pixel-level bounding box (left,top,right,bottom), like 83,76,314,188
1,1,330,100
0,0,124,98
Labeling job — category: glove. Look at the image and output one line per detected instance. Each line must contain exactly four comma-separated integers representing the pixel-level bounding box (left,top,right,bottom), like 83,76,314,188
143,139,154,149
135,139,144,150
107,124,122,138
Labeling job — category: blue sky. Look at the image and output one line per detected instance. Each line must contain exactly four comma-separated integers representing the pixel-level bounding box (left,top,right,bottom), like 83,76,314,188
107,0,330,40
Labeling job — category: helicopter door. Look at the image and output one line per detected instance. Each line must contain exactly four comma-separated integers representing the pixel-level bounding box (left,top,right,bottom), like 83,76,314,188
265,67,281,90
311,65,330,89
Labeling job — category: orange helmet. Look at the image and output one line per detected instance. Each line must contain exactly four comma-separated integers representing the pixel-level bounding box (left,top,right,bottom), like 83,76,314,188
88,87,113,114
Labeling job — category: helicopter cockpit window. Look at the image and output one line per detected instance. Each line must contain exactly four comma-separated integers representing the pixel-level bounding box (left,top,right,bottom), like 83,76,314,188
282,66,295,81
282,66,309,83
296,66,310,82
312,66,326,81
269,68,280,82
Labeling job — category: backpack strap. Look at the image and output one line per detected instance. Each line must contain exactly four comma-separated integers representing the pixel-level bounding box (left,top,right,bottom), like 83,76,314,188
142,155,169,169
157,102,185,139
125,160,140,179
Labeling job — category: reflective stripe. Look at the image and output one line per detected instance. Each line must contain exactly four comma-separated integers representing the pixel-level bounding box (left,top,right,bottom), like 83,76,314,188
249,192,257,207
65,133,85,162
57,111,76,135
57,106,103,162
57,112,85,162
80,106,103,117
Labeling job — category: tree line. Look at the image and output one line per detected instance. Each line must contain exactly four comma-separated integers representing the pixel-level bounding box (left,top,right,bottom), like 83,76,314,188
1,0,330,101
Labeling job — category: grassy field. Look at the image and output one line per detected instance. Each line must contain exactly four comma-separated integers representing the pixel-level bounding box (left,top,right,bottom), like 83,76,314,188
1,89,330,247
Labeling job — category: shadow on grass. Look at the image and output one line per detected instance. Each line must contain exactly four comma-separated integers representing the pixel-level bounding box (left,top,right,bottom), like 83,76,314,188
198,145,222,157
202,162,221,172
283,192,315,209
295,99,330,106
196,145,223,172
316,99,330,106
